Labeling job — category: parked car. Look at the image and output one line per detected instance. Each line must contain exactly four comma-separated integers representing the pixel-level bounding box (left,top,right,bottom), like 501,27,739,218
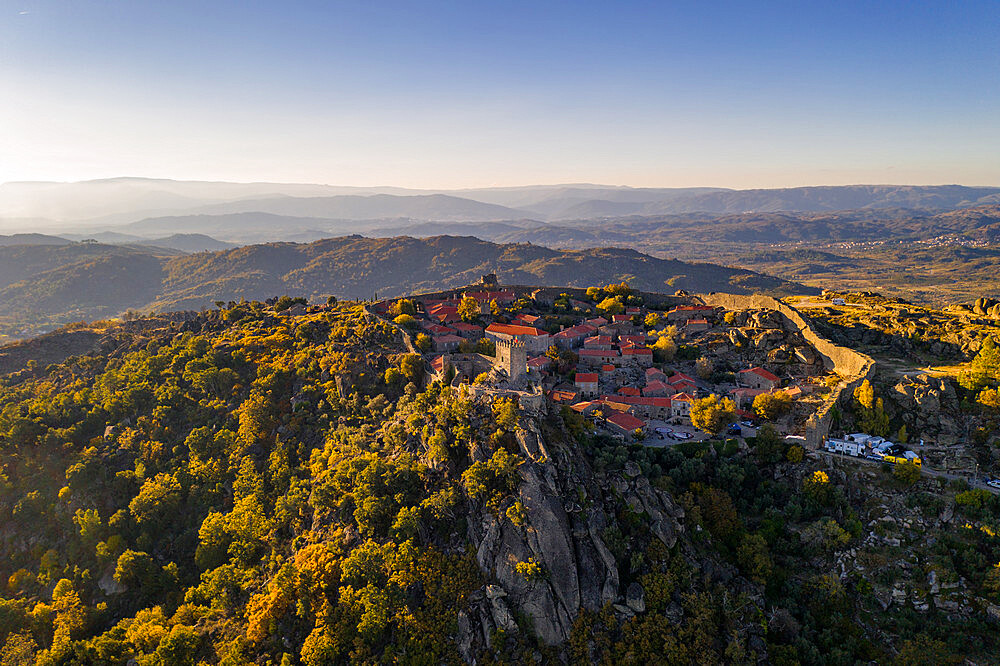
987,479,1000,489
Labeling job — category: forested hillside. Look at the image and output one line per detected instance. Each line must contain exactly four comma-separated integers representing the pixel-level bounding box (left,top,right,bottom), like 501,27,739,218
0,236,802,341
0,302,997,663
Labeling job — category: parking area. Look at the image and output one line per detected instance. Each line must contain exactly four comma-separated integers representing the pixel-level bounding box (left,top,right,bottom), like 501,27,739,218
643,420,709,447
641,419,758,448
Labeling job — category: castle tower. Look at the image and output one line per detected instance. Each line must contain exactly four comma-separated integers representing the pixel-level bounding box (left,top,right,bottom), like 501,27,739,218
495,338,527,383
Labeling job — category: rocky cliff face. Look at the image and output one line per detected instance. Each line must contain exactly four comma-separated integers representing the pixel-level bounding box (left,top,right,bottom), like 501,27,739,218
460,405,684,650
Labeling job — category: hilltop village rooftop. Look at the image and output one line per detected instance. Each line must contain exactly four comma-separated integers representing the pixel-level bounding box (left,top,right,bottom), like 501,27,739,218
373,281,832,442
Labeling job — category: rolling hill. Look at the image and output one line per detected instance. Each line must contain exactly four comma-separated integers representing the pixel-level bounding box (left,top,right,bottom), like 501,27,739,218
0,236,807,340
4,179,999,233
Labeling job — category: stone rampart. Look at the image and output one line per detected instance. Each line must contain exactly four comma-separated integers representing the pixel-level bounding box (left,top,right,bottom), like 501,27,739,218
696,293,876,448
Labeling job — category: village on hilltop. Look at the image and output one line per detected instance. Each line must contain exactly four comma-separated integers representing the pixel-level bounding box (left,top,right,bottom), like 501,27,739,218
372,275,835,445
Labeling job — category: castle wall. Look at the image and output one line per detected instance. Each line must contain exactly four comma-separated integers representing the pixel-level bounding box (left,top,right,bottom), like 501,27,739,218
696,293,876,449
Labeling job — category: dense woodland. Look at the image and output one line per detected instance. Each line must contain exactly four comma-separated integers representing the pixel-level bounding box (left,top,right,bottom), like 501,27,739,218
0,302,998,664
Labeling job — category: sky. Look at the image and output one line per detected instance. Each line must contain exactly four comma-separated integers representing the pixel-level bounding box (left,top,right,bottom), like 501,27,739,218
1,0,998,189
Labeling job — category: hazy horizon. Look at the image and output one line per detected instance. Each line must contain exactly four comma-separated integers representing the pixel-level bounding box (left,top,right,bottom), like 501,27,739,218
3,1,999,189
3,176,1000,190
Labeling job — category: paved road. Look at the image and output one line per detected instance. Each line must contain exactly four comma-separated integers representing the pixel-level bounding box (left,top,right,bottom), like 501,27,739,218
816,449,1000,495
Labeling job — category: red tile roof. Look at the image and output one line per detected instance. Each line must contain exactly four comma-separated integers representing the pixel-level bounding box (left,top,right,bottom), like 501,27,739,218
619,387,641,396
548,389,578,403
527,356,551,368
600,395,672,408
740,367,780,382
575,373,599,384
430,356,446,373
450,322,483,332
601,364,616,372
621,348,653,356
607,411,646,431
643,381,672,395
486,323,548,337
423,323,456,335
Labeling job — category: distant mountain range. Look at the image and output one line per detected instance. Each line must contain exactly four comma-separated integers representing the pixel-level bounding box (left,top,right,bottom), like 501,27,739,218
2,178,998,236
0,235,807,341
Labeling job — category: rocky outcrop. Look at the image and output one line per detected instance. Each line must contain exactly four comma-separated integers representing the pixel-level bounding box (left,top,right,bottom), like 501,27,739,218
889,373,963,446
464,410,684,647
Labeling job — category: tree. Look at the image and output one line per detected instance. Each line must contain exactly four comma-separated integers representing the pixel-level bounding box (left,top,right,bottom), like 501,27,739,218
391,299,417,316
274,295,307,311
493,398,519,431
644,312,661,328
326,295,338,306
802,470,831,503
694,357,714,380
414,333,432,353
457,297,481,322
393,314,417,329
893,460,921,486
892,635,962,665
597,297,624,316
854,379,875,410
752,392,792,421
399,354,424,383
854,380,889,435
959,337,1000,391
690,395,736,436
651,335,676,362
984,563,1000,600
736,533,773,585
978,387,1000,410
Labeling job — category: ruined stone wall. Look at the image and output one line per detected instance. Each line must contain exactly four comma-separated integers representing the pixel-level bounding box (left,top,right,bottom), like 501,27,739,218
696,293,876,448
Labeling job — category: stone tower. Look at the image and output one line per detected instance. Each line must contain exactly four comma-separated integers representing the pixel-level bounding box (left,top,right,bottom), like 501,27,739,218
495,338,527,383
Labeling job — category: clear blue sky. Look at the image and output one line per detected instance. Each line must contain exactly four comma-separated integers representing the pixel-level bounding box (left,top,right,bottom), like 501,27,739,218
1,0,998,188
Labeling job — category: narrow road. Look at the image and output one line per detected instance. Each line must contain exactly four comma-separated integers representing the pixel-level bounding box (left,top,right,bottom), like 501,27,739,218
816,449,1000,495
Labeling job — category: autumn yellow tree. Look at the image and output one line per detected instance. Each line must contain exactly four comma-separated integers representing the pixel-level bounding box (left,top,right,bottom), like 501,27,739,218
597,297,624,316
753,392,792,420
457,297,481,322
690,395,736,436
